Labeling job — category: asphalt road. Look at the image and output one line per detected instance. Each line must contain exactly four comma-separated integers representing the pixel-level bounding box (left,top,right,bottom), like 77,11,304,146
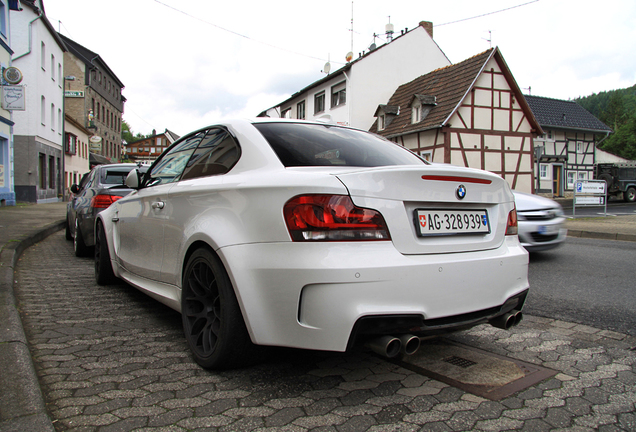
525,236,636,336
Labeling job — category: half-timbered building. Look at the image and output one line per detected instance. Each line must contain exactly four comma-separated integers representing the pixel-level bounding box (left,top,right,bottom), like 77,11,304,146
524,95,612,197
372,48,541,193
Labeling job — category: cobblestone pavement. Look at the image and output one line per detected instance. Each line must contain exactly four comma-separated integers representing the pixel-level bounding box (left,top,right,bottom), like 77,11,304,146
14,232,636,431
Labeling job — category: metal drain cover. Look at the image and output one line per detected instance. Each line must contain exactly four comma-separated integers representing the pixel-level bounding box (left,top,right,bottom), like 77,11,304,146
396,339,557,400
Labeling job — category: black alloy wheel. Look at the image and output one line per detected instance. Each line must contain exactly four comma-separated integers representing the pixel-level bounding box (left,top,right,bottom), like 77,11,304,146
95,222,117,285
181,248,256,369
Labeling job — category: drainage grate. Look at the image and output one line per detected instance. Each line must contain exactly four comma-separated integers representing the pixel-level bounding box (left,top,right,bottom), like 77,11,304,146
443,356,477,368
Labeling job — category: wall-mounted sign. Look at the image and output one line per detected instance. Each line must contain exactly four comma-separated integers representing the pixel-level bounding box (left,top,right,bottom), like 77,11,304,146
89,135,102,152
2,85,25,110
2,67,23,85
64,90,85,97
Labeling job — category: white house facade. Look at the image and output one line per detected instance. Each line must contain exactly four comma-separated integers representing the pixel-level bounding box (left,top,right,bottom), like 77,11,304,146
10,0,66,202
260,21,451,131
0,0,19,205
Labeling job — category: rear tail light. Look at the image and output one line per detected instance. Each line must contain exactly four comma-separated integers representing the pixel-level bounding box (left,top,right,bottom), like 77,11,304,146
284,194,391,241
91,194,123,209
506,206,518,236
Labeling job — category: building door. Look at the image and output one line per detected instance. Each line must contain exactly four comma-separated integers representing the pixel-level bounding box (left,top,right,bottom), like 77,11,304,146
552,164,563,197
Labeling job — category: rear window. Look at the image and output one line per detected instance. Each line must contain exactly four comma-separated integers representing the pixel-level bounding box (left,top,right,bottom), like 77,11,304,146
254,122,426,167
101,169,133,185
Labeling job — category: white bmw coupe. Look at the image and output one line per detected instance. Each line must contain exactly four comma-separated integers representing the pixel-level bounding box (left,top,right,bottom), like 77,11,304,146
95,119,529,369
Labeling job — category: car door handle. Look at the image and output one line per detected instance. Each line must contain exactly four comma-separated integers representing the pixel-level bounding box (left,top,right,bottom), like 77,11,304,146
152,201,165,210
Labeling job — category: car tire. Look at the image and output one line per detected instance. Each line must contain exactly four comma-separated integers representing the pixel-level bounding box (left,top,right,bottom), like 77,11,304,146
65,217,72,241
624,186,636,203
181,248,257,369
74,218,91,257
95,221,117,285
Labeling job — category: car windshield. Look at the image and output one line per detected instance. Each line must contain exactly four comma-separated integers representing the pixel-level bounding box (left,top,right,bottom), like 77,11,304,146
101,169,132,186
254,122,426,167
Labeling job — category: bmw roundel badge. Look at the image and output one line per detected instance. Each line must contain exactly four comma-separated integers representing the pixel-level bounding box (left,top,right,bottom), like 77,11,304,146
456,184,466,200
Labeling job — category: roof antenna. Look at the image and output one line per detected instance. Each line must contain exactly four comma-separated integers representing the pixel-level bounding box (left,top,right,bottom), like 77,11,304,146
482,30,492,48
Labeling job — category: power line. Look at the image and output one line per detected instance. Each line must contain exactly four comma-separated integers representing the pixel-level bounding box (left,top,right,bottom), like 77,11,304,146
153,0,338,64
437,0,540,27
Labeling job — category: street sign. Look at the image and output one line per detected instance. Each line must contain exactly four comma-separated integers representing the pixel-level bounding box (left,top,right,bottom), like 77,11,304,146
64,90,84,97
573,180,607,216
576,181,605,194
575,196,604,205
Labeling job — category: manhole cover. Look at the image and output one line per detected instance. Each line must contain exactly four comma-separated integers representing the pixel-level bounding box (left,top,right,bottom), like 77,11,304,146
396,339,557,400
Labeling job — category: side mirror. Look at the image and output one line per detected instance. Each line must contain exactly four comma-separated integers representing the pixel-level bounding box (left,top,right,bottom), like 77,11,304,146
125,169,141,189
70,184,80,194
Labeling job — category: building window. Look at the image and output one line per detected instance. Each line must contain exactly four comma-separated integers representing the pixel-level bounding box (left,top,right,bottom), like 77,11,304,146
378,115,386,131
41,96,46,125
314,91,325,114
41,42,45,70
48,156,55,190
412,105,421,124
419,151,432,162
58,108,62,133
0,1,6,37
576,141,584,154
39,153,46,188
281,108,291,119
566,171,576,189
540,164,549,179
578,171,587,180
51,54,55,80
50,103,55,131
331,82,346,108
297,101,305,119
66,133,77,155
58,63,62,86
97,102,100,120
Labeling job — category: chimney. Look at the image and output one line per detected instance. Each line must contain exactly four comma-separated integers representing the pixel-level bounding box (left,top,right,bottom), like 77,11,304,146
419,21,433,39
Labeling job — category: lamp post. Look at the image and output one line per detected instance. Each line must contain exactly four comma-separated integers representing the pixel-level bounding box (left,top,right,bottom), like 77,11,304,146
61,75,76,201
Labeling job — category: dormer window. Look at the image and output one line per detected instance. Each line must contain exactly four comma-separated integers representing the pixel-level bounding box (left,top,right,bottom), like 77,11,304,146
374,104,399,132
411,94,436,124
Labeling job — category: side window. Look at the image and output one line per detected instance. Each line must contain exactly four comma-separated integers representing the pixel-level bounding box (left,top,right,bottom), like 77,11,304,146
181,128,240,181
146,131,205,186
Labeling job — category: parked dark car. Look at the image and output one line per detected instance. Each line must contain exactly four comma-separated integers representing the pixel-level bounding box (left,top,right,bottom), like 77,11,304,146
66,163,143,256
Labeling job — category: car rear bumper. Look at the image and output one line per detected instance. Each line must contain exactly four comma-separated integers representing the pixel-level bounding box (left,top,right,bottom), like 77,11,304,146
220,236,529,352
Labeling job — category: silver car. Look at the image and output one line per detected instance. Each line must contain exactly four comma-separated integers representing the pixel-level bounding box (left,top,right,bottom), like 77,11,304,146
514,191,567,252
66,163,141,257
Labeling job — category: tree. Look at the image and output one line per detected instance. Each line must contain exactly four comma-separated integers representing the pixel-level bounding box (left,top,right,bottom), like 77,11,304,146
600,115,636,160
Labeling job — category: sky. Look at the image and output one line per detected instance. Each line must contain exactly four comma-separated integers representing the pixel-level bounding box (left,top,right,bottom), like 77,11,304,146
42,0,636,137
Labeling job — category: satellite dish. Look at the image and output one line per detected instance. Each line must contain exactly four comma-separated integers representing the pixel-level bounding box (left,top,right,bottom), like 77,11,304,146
323,62,331,74
345,51,354,62
3,67,23,85
369,43,377,51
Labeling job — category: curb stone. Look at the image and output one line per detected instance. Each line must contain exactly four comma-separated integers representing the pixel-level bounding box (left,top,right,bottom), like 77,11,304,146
0,220,63,432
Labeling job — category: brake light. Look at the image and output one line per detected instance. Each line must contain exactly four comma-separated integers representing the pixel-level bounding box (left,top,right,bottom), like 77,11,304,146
91,194,122,209
283,194,390,241
506,206,518,236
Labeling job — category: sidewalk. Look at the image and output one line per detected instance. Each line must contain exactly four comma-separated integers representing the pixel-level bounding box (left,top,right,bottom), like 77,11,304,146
0,202,634,431
0,202,66,432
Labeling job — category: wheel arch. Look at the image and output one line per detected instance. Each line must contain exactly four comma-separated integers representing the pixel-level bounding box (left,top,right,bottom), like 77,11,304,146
180,240,256,342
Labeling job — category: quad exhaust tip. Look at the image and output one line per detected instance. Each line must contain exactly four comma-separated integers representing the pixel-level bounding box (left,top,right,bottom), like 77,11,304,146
366,334,421,358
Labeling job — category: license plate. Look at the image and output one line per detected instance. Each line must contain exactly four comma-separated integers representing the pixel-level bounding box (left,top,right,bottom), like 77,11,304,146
414,209,490,236
538,225,559,235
